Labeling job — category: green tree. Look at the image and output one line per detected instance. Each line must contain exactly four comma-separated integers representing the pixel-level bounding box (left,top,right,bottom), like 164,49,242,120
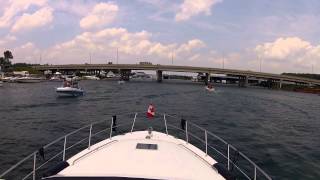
0,50,13,72
4,50,13,59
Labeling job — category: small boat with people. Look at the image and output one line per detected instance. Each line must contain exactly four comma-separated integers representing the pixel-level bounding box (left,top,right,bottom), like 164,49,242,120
56,79,84,97
206,83,215,92
0,104,272,180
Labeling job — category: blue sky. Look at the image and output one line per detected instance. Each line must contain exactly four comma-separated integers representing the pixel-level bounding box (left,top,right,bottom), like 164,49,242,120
0,0,320,73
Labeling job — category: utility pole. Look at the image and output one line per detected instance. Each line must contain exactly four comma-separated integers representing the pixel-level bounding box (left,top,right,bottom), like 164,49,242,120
117,48,119,64
39,53,42,65
89,53,92,64
222,57,224,69
259,55,262,72
312,64,314,74
171,51,174,65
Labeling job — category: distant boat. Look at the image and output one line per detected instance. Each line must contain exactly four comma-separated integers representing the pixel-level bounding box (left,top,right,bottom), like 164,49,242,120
118,80,125,84
83,75,100,80
50,76,63,82
205,84,215,92
56,80,84,97
2,76,17,83
16,77,42,83
50,72,63,82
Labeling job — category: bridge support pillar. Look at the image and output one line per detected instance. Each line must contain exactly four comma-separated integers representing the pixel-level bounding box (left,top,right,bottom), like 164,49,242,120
120,69,131,81
238,76,248,87
267,79,282,89
156,70,163,83
204,73,210,85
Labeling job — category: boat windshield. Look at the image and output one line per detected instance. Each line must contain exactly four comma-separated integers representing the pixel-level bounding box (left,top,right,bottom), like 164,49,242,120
63,81,71,87
72,81,79,88
63,80,78,88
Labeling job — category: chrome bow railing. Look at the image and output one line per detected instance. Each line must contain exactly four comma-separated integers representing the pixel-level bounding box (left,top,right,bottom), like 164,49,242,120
0,112,272,180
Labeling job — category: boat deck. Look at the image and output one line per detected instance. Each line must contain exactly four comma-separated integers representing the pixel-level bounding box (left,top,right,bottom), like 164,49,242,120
52,131,225,180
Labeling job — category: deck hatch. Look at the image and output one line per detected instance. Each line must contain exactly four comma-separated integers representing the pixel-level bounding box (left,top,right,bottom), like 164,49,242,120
136,143,158,150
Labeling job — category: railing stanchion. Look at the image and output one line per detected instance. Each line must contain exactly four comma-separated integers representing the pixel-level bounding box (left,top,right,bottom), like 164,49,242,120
254,166,257,180
227,144,230,171
205,130,208,155
131,113,137,133
63,136,67,161
88,124,92,149
164,114,168,135
185,121,188,143
110,117,114,139
32,152,36,180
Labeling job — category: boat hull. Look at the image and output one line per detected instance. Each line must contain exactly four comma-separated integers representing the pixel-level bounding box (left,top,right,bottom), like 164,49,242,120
16,79,42,83
56,87,84,97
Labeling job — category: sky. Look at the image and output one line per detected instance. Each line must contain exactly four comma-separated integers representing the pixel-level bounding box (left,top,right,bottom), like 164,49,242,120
0,0,320,74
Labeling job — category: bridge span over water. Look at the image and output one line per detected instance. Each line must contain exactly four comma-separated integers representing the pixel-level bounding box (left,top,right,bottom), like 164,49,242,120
34,64,320,87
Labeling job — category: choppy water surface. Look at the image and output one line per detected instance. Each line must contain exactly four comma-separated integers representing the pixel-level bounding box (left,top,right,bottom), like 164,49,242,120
0,80,319,179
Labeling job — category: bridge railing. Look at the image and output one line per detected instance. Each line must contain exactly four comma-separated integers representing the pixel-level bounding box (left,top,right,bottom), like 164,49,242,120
0,112,272,180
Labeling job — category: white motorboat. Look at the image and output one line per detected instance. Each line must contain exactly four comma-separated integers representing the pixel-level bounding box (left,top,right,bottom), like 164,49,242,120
83,76,100,80
56,80,84,97
0,112,272,180
50,76,63,82
50,72,64,82
16,76,42,83
118,80,125,84
2,76,15,82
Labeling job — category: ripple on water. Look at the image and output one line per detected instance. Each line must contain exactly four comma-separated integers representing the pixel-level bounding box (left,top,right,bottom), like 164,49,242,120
0,81,319,179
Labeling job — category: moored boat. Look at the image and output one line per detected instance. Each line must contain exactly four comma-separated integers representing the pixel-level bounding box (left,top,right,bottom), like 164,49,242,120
16,76,42,83
1,76,16,82
50,76,63,82
83,75,100,80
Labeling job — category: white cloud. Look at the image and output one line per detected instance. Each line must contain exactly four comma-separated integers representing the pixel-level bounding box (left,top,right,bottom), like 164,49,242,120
0,34,16,46
80,2,119,29
255,37,312,59
175,0,223,21
11,6,54,32
0,0,47,28
176,39,206,53
45,28,205,64
254,37,319,72
9,42,41,64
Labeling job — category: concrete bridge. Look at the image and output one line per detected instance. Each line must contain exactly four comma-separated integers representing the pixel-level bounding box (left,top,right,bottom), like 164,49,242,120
34,64,320,87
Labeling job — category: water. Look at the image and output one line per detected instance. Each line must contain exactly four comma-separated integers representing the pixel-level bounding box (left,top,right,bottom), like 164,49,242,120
0,80,319,179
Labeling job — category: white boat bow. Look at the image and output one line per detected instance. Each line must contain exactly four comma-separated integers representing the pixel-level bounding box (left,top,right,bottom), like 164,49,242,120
0,112,272,180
